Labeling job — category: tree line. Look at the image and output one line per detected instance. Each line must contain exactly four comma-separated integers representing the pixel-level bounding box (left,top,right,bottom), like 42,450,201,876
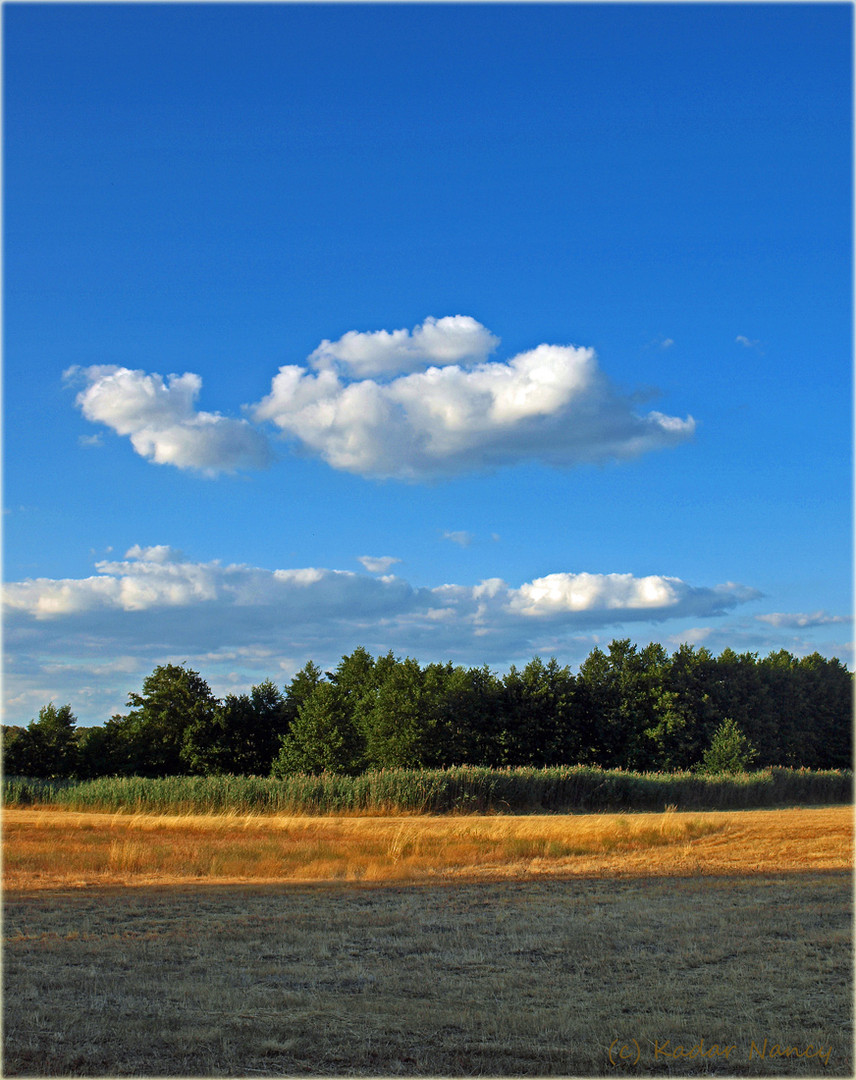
2,640,852,780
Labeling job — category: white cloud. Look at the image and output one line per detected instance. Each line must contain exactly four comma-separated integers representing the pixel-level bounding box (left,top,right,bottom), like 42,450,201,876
253,323,696,480
4,549,760,632
509,572,684,616
736,335,762,350
664,626,715,646
3,546,415,622
66,365,273,475
5,546,762,724
308,315,499,378
755,611,851,629
357,555,401,574
661,616,855,665
495,574,761,625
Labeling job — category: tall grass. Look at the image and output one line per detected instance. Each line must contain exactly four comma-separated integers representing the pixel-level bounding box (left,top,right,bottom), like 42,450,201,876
3,765,851,816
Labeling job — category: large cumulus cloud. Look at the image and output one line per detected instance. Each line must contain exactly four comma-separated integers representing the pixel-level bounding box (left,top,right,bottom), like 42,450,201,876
69,318,695,480
254,326,695,479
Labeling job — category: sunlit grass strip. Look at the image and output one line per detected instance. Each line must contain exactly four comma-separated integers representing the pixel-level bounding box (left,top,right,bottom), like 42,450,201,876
0,808,729,885
3,765,851,816
4,806,851,888
0,812,729,885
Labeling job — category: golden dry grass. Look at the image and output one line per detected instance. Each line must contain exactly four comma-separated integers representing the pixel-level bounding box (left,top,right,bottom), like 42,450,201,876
2,805,851,889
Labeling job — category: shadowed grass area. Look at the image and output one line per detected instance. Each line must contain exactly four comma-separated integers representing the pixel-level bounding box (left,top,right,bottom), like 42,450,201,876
3,872,851,1076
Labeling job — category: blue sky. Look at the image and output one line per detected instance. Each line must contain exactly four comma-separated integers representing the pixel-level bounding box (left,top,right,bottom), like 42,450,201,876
3,2,852,726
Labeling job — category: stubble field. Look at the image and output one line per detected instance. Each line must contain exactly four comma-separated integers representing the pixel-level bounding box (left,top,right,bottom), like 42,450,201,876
3,805,853,1076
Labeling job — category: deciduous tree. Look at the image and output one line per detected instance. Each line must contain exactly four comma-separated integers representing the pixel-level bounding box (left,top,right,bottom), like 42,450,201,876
116,664,219,776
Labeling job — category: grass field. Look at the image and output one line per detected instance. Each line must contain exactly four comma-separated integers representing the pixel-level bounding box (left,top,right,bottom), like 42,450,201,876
3,806,853,1076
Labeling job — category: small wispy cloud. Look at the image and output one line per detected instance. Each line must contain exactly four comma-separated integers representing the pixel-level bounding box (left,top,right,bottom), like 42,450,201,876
442,530,474,548
357,555,401,574
664,626,714,646
755,611,851,629
736,335,763,351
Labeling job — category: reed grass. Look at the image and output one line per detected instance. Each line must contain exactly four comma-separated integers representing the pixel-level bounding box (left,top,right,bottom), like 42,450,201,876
3,765,851,816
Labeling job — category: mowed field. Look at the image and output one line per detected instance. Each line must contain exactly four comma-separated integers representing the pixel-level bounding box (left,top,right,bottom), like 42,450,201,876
3,805,853,1076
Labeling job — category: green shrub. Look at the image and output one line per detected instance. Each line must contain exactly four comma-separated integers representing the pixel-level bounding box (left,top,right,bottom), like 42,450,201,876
698,717,758,775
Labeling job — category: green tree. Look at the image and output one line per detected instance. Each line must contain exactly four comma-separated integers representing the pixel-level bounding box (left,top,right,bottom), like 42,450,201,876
755,649,801,765
272,681,361,775
421,662,503,766
795,653,853,769
709,649,773,762
91,712,150,776
359,655,433,769
328,647,377,713
272,647,384,775
74,724,114,779
698,717,758,775
282,661,325,727
495,657,576,766
573,646,611,767
213,680,289,775
646,644,720,769
2,725,33,776
2,704,81,778
116,664,219,776
576,640,660,770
